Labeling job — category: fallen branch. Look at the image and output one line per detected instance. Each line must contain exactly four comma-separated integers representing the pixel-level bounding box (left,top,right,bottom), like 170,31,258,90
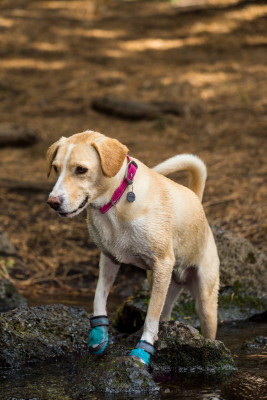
0,124,39,147
204,193,239,207
0,178,52,193
91,96,183,120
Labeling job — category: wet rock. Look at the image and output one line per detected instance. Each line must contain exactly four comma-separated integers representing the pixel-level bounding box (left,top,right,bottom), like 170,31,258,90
0,304,90,368
0,305,234,396
0,279,27,312
241,336,267,354
70,353,159,397
212,226,267,296
113,291,148,333
0,231,16,256
70,321,233,397
153,322,235,374
113,287,267,334
249,310,267,323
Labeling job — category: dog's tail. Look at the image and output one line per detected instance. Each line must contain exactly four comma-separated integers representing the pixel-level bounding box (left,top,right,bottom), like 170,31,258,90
153,154,207,202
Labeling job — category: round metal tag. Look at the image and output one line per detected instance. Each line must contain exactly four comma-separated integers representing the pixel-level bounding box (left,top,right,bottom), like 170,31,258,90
127,192,136,203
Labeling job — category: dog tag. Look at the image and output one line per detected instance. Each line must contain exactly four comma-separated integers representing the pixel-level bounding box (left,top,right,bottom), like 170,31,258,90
127,192,135,203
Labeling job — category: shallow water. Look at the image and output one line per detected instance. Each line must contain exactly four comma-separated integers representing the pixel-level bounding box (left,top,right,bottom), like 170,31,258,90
0,296,266,400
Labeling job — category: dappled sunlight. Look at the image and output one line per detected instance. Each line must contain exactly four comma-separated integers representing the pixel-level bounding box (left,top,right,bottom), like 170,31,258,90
180,70,230,87
103,49,126,59
120,37,205,52
245,35,267,46
0,17,15,28
175,0,238,7
0,0,266,269
227,4,267,21
54,26,124,39
37,1,95,10
0,59,68,70
30,41,67,52
191,19,236,35
191,4,267,35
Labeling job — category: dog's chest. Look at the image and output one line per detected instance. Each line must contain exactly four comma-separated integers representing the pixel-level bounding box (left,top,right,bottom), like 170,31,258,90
87,210,151,268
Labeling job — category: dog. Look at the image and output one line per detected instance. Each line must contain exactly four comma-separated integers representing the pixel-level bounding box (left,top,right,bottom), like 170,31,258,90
46,130,219,365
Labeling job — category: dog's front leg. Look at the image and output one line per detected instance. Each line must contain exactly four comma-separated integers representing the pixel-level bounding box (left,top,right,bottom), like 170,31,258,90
130,255,174,365
88,252,120,355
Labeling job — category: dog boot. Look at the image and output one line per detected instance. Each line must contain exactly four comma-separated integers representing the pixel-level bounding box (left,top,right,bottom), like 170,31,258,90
88,315,109,355
129,340,155,365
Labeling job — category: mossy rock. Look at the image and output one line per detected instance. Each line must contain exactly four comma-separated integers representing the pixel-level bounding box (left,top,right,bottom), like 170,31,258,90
113,227,267,332
70,353,159,397
113,292,148,333
153,321,235,374
0,279,27,313
0,304,91,368
113,285,267,335
212,226,267,297
241,336,267,354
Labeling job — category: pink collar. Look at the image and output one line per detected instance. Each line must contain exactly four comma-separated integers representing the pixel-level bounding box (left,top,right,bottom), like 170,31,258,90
99,156,138,214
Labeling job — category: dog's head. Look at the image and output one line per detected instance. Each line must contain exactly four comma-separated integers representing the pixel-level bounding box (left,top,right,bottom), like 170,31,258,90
46,131,128,217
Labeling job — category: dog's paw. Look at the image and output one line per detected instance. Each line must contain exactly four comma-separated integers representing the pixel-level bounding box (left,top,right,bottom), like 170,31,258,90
88,315,109,355
129,348,151,365
129,340,155,366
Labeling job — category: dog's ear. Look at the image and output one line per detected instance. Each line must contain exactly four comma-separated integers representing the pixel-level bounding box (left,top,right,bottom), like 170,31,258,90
92,138,129,177
46,136,67,177
46,141,59,177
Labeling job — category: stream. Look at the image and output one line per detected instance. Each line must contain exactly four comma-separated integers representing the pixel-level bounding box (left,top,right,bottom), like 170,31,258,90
0,294,266,400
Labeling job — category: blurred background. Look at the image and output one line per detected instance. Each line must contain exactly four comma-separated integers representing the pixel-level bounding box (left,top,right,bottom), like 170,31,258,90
0,0,266,305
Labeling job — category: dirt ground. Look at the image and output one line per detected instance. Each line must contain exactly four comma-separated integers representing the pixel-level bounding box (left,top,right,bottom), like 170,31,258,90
0,0,266,296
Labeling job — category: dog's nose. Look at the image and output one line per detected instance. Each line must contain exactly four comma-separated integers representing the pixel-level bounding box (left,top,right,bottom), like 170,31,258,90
47,196,62,211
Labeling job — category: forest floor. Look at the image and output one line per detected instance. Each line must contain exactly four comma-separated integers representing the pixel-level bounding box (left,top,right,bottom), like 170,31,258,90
0,0,266,297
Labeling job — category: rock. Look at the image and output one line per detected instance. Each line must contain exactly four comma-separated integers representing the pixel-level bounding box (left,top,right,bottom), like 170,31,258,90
69,321,233,397
249,310,267,322
70,353,159,397
113,287,267,333
0,231,16,256
241,336,267,354
123,321,235,375
114,227,267,331
0,279,27,312
212,226,267,297
113,291,148,333
153,322,235,374
0,304,234,396
0,304,90,368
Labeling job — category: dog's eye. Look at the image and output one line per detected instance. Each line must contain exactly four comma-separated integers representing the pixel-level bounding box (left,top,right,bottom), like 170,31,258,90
75,166,88,175
53,165,58,173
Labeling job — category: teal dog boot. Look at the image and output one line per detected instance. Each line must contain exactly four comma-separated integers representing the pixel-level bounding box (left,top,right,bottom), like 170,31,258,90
88,315,109,355
129,340,155,365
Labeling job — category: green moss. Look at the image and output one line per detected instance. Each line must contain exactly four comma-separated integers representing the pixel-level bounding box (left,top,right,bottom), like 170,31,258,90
173,287,266,319
219,291,266,311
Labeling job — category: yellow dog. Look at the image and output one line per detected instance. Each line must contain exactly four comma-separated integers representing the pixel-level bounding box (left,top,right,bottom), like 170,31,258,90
47,130,219,365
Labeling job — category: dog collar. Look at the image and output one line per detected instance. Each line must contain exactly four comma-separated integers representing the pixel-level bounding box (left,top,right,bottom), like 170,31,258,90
99,156,138,214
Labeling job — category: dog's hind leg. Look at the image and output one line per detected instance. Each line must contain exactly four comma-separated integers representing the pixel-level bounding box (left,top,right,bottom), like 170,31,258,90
88,252,120,355
160,276,182,322
189,272,219,339
189,241,219,340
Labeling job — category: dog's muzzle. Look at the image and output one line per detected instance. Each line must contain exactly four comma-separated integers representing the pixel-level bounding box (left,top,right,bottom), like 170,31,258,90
58,196,89,217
